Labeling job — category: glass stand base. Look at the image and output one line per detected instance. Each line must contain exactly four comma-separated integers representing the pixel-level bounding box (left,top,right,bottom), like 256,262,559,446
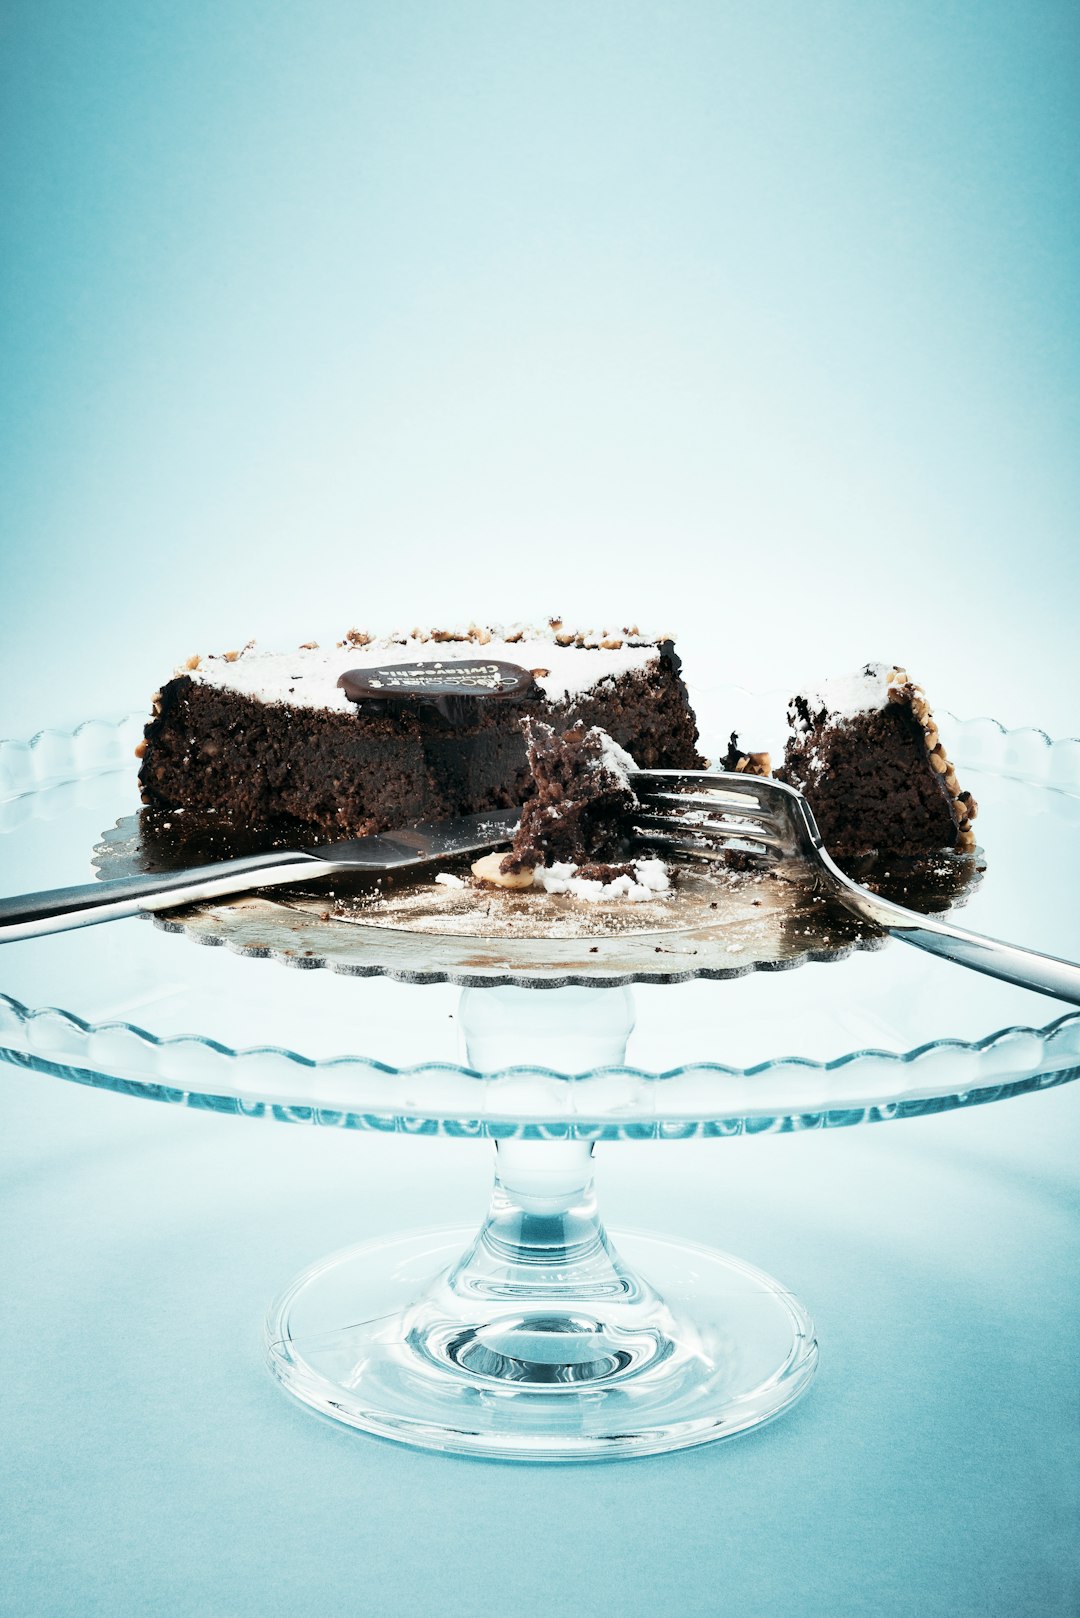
265,996,818,1461
264,1225,818,1461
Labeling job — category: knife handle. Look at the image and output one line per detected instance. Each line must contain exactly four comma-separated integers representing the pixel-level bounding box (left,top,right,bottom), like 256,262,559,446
0,850,326,944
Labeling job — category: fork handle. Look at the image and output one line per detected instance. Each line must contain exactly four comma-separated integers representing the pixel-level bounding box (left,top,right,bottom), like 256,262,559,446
889,922,1080,1005
0,851,327,944
818,844,1080,1005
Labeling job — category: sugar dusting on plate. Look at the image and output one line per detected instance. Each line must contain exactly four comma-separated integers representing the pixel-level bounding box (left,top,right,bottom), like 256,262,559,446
331,860,834,945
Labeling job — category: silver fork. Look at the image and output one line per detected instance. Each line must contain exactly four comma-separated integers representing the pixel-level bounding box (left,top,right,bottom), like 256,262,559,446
3,777,1078,1004
629,769,1080,1005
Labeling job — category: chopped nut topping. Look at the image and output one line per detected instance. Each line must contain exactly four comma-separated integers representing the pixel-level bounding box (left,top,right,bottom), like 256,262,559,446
219,639,256,662
929,749,948,774
299,641,319,650
134,739,148,758
732,748,771,776
471,852,534,889
530,668,550,678
184,654,201,671
600,637,623,650
340,629,372,647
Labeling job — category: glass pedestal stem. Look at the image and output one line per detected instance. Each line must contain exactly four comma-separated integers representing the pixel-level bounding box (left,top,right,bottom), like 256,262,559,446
403,1137,682,1385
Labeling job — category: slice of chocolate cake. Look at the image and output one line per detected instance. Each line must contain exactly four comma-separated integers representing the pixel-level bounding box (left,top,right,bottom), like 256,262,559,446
777,663,978,859
139,624,704,839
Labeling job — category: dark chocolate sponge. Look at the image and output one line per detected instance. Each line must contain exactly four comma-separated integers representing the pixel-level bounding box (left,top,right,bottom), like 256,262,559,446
777,664,978,860
500,720,638,875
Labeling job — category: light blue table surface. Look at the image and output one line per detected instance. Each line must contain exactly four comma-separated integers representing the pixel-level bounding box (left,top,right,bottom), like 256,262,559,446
1,1057,1077,1618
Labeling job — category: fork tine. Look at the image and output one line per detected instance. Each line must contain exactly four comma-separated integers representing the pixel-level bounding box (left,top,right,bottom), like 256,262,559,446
631,834,772,866
632,812,788,851
631,768,773,793
640,789,780,821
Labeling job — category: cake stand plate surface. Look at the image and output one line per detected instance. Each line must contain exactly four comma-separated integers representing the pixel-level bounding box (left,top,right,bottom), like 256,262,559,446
1,695,1078,1460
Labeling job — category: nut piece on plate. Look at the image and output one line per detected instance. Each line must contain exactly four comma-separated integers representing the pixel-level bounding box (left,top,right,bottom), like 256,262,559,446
471,852,534,889
722,734,772,777
735,750,772,776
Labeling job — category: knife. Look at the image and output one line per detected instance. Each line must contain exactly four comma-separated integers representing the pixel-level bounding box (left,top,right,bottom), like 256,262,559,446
0,809,521,944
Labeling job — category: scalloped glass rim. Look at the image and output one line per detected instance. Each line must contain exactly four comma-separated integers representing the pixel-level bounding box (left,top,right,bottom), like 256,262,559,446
1,985,1078,1114
1,707,1079,1135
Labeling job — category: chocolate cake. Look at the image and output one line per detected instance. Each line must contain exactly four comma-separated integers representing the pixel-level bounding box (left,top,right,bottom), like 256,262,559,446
470,720,672,901
498,720,638,875
776,663,978,859
138,624,704,839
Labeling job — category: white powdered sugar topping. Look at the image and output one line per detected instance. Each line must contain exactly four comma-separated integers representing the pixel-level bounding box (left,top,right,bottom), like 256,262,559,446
434,872,466,889
591,728,638,782
184,632,661,711
533,857,671,904
792,662,899,729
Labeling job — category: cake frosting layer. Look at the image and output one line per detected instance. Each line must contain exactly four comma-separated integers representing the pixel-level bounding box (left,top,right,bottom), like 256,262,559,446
186,629,664,712
789,662,900,728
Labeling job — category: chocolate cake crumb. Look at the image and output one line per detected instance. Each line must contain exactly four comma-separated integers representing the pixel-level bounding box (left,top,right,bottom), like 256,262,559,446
500,720,637,874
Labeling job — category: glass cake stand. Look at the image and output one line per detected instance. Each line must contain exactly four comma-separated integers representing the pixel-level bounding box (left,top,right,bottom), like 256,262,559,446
1,697,1078,1461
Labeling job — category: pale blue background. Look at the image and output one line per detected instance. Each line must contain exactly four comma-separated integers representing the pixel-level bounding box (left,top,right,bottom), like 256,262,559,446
3,1072,1079,1618
2,4,1079,1615
0,0,1078,731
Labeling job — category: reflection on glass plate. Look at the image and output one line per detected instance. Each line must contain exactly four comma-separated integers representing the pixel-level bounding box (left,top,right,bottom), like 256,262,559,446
92,804,980,985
